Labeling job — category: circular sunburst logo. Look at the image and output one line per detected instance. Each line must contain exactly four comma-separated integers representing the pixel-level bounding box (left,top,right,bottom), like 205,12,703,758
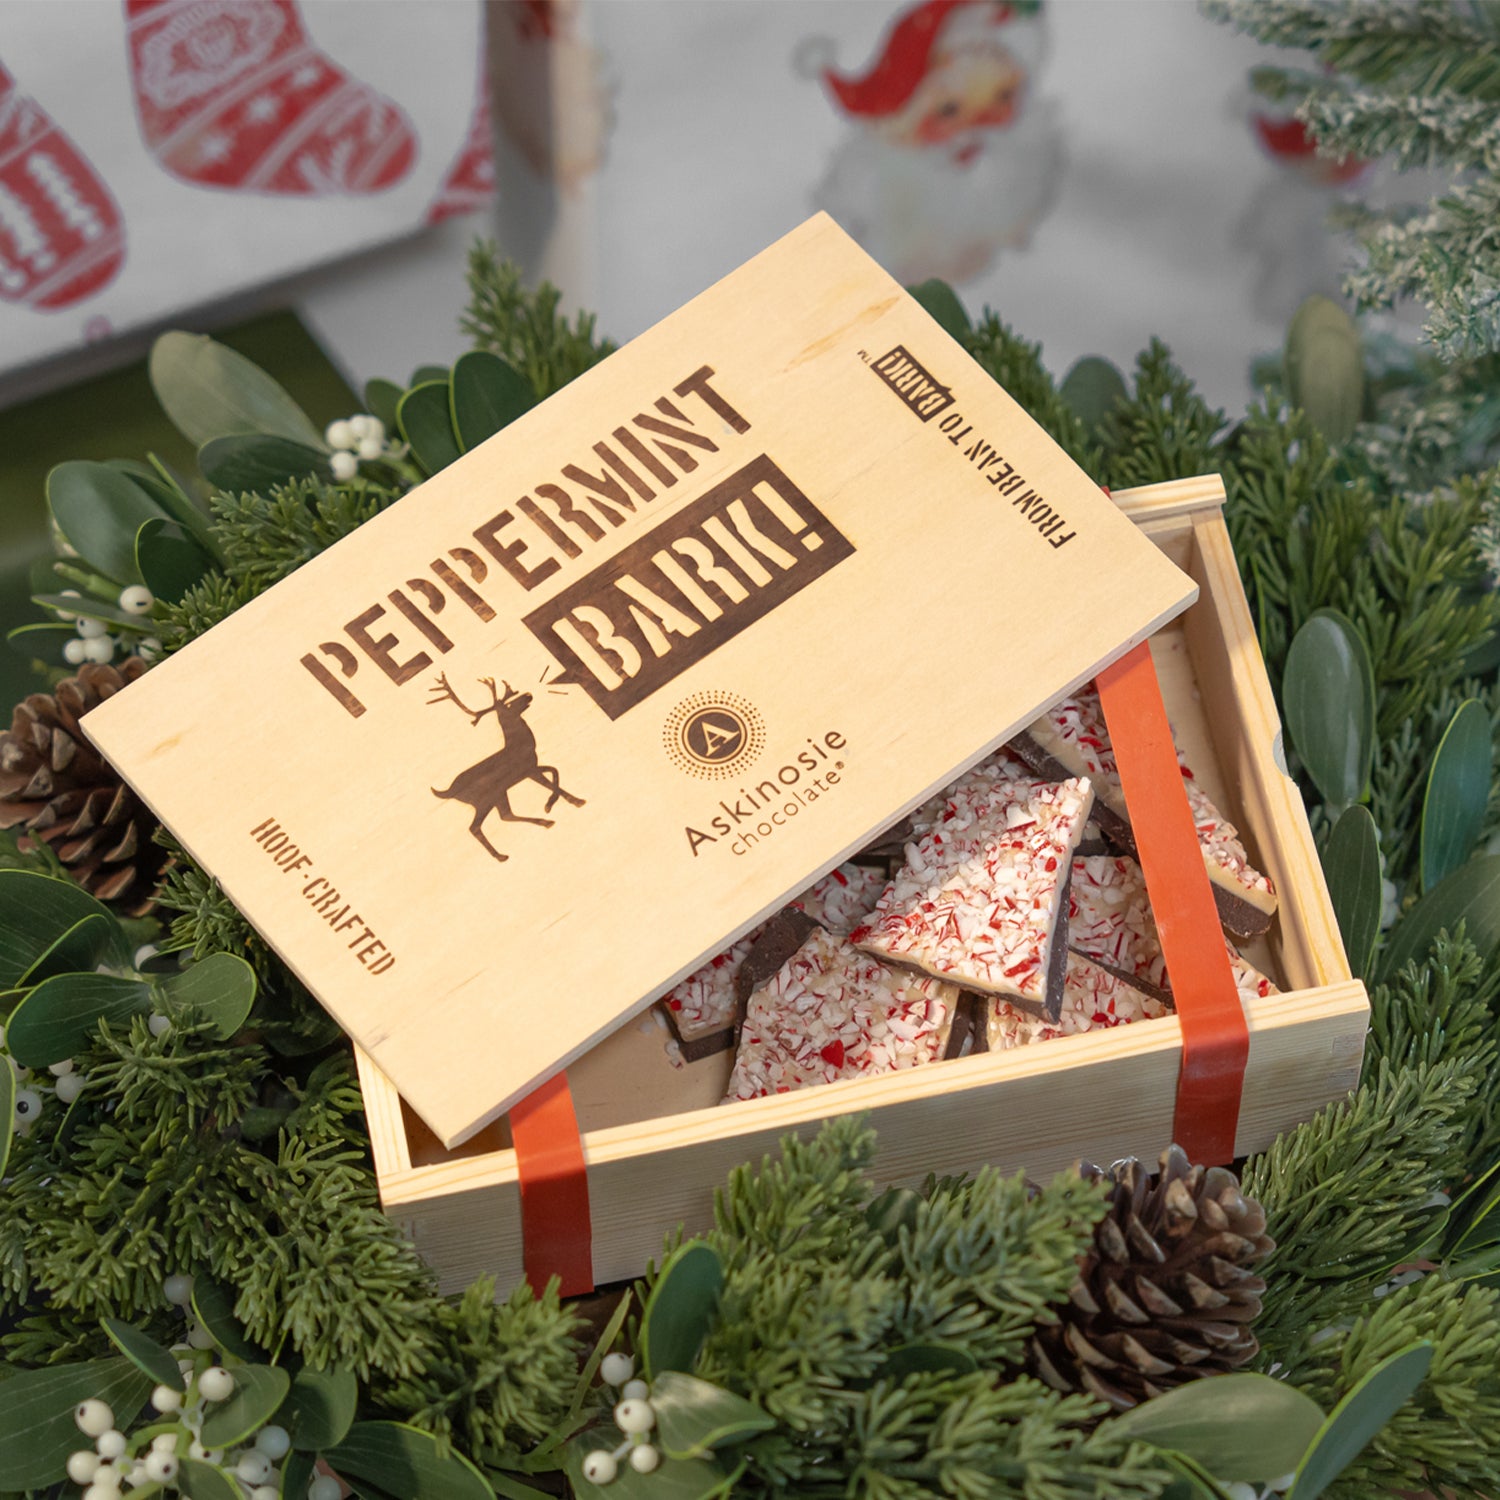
663,691,765,779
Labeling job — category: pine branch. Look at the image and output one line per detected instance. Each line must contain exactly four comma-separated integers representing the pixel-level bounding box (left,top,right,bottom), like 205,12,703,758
460,243,615,398
1095,340,1226,490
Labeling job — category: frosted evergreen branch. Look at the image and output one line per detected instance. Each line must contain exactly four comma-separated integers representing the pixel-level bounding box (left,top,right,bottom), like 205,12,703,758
1297,79,1500,172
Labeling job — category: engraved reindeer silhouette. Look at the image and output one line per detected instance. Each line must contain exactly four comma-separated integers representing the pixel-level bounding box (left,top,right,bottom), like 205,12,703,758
429,674,584,862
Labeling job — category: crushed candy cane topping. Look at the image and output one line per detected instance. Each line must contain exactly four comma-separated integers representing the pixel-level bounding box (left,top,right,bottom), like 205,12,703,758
1184,779,1277,910
790,863,887,935
660,927,764,1042
724,928,959,1102
987,951,1168,1049
851,774,1092,1004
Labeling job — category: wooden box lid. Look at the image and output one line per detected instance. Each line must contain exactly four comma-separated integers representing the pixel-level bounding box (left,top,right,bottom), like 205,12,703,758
83,215,1197,1148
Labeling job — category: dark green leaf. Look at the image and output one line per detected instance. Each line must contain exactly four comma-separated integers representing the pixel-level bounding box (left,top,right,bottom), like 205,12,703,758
905,279,971,340
1283,609,1375,808
102,1318,184,1392
200,1364,292,1448
1111,1373,1325,1482
1447,1157,1500,1260
651,1370,776,1459
450,351,536,451
879,1343,979,1381
32,592,150,633
0,1358,151,1489
278,1448,315,1500
1284,295,1364,447
198,434,331,496
642,1243,723,1379
4,972,153,1067
1060,356,1129,435
189,1277,262,1362
0,1058,14,1181
489,1471,557,1500
397,381,462,476
47,461,167,584
136,518,217,605
111,457,218,554
1421,699,1493,892
1381,854,1500,978
363,379,404,432
327,1421,492,1500
150,332,326,449
565,1436,735,1500
1157,1450,1234,1500
410,365,449,387
19,912,129,986
282,1367,358,1451
5,621,78,664
178,1457,244,1500
1322,805,1382,980
158,952,256,1039
1286,1343,1432,1500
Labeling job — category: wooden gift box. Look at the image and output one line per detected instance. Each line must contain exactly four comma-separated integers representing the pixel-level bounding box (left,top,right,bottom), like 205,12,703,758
352,473,1369,1296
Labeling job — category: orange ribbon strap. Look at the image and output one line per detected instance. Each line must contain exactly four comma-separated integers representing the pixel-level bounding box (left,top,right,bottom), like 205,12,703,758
1096,642,1249,1164
509,1071,594,1296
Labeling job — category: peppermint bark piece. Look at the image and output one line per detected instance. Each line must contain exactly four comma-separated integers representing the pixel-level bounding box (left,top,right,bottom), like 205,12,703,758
1068,853,1279,1005
658,926,765,1061
850,775,1094,1021
986,952,1168,1049
1011,684,1277,940
723,928,962,1103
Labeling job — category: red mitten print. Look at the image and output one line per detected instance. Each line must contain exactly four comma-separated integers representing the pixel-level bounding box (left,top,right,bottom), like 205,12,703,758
125,0,417,195
426,78,493,224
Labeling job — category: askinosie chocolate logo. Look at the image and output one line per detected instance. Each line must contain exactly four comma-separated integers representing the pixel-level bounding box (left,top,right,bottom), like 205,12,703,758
297,367,855,724
663,691,766,780
683,727,849,858
867,344,954,422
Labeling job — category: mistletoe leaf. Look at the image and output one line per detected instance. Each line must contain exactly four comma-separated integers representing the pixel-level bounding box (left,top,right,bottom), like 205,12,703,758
198,435,331,497
19,912,129,986
102,1318,184,1392
110,457,216,551
178,1457,244,1500
363,379,404,432
1322,804,1382,980
1112,1372,1325,1483
32,593,148,632
150,331,325,449
450,350,535,451
157,952,256,1040
326,1421,492,1500
1284,295,1364,448
906,279,971,340
0,872,113,987
1286,1343,1432,1500
278,1448,315,1499
641,1243,723,1379
137,517,218,606
47,461,167,585
199,1364,292,1449
1381,854,1500,977
565,1436,735,1500
4,972,153,1067
878,1342,979,1381
410,364,449,387
1420,698,1493,892
397,381,462,477
0,1058,13,1182
1060,356,1129,436
0,1357,152,1489
189,1276,262,1362
1283,609,1375,808
281,1367,358,1451
651,1371,776,1460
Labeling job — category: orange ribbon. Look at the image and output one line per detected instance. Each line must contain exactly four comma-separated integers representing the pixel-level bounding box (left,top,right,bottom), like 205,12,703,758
509,1071,594,1295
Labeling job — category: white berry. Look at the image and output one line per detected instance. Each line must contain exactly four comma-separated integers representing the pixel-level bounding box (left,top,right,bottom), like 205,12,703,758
198,1365,235,1400
137,637,163,662
329,450,358,482
62,638,90,665
186,1322,214,1348
614,1398,655,1435
151,1381,183,1412
82,637,115,664
14,1088,43,1123
254,1424,291,1460
84,1482,120,1500
236,1450,273,1485
349,414,382,443
621,1378,650,1401
309,1476,344,1500
325,419,355,450
581,1450,618,1484
164,1272,194,1306
66,1450,100,1483
600,1352,634,1386
118,585,154,616
629,1443,661,1474
152,1432,180,1453
76,616,107,639
1224,1485,1258,1500
251,1489,280,1500
144,1451,180,1483
56,1071,86,1104
148,1013,173,1038
48,1059,74,1076
95,1429,126,1460
74,1399,113,1437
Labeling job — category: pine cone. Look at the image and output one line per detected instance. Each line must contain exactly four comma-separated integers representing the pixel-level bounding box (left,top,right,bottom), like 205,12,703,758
1030,1144,1273,1411
0,659,167,916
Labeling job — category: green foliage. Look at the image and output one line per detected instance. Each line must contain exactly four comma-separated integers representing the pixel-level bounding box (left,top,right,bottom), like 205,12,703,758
460,242,615,399
1095,340,1227,489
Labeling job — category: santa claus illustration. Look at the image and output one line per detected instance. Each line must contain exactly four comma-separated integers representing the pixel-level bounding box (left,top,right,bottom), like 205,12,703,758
798,0,1063,286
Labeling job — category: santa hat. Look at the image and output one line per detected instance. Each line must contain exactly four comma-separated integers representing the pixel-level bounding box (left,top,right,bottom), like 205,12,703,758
796,1,1045,119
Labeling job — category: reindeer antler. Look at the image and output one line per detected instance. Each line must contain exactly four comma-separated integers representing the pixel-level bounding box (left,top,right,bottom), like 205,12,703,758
427,673,481,717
